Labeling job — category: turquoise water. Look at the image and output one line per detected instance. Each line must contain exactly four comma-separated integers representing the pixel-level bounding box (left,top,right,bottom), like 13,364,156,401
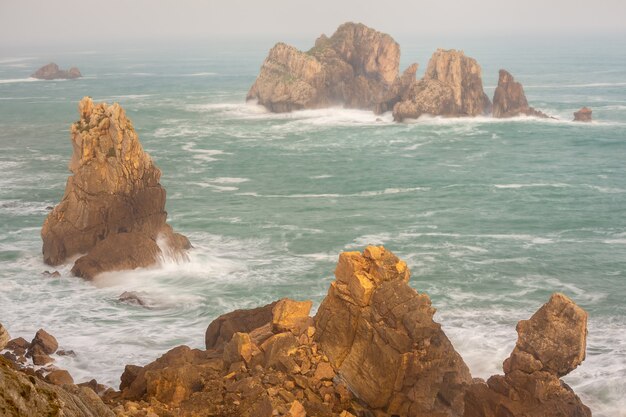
0,38,625,416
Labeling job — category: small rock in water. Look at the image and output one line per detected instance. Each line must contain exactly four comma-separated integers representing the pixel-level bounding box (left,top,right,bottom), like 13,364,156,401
57,349,76,357
30,329,59,354
118,291,148,307
42,270,61,278
573,106,592,122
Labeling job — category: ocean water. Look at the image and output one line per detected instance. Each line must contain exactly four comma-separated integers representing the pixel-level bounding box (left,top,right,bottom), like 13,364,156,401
0,37,625,416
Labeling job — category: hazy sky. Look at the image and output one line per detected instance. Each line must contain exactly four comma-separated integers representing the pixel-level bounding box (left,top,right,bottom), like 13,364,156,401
1,0,625,48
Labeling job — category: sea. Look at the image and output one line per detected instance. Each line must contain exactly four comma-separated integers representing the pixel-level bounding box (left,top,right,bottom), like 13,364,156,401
0,36,624,416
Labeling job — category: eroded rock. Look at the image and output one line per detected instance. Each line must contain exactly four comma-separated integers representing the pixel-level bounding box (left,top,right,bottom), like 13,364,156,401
41,97,190,279
492,69,550,118
31,63,82,80
464,293,591,417
574,107,592,122
315,246,472,416
393,49,491,121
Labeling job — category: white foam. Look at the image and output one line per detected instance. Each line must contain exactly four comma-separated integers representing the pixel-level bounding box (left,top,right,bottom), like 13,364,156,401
0,77,40,84
182,72,217,77
494,183,571,189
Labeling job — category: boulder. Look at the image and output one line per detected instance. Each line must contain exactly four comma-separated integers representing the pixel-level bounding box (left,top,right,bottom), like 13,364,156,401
41,97,190,279
573,107,592,122
492,69,550,118
205,301,278,349
45,369,74,386
248,22,417,113
463,293,591,417
0,356,114,417
393,49,491,121
314,246,472,416
0,323,9,350
30,329,58,355
271,298,313,334
6,337,29,356
31,62,82,80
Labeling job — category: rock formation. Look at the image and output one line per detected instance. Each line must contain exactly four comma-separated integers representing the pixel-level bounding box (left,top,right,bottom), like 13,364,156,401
463,293,591,417
31,63,82,80
392,49,492,121
315,246,472,416
247,22,417,113
41,97,190,279
492,70,550,118
0,323,9,350
574,107,592,122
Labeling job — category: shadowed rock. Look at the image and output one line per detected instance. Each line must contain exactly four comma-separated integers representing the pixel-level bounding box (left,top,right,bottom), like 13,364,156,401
315,246,472,416
393,49,491,121
464,293,591,417
574,107,592,122
247,22,417,113
41,97,190,279
492,69,550,118
31,63,81,80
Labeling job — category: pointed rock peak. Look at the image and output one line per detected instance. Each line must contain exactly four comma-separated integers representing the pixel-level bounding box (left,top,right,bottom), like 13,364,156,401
493,69,551,119
505,293,588,377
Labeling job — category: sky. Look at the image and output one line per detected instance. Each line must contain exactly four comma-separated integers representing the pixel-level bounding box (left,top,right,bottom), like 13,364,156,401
1,0,625,49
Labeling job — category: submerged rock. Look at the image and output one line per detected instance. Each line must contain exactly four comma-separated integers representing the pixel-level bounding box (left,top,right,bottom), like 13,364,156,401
574,107,593,122
41,97,190,279
492,69,550,118
118,291,148,307
31,63,81,80
393,49,491,121
315,246,472,416
247,22,417,113
464,293,591,417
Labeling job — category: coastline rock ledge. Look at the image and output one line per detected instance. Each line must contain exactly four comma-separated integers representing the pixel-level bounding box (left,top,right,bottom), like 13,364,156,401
41,97,190,279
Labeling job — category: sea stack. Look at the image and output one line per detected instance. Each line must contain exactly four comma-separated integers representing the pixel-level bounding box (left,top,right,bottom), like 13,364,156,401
31,63,82,80
41,97,190,279
492,69,550,118
574,107,593,122
464,293,591,417
247,22,417,113
392,49,492,121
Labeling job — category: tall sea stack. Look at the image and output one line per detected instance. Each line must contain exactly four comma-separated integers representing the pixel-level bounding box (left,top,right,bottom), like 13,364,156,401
41,97,190,279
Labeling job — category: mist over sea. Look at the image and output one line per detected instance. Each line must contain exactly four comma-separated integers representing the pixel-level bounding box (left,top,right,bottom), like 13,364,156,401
0,37,625,416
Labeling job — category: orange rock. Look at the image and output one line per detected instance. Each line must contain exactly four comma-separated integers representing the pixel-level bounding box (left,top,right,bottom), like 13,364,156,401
45,369,74,386
288,399,307,417
271,299,313,334
492,69,550,118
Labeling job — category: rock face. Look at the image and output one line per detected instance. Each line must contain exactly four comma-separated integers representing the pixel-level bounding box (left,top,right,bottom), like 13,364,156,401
31,62,82,80
315,246,472,416
464,293,591,417
393,49,491,121
41,97,189,279
574,107,592,122
492,70,549,118
0,356,114,417
247,22,417,113
0,323,9,350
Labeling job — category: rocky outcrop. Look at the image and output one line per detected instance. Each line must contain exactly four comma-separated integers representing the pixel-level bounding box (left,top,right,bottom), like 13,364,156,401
31,63,82,80
574,107,592,122
247,22,417,113
492,70,550,118
464,293,591,417
393,49,491,121
41,97,190,279
315,246,472,416
0,356,114,417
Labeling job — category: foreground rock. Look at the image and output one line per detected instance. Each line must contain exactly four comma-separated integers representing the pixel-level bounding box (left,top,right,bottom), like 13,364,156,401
492,70,550,118
41,97,190,279
315,246,472,416
574,107,593,122
31,62,82,80
464,293,591,417
247,22,417,113
392,49,492,121
0,323,9,350
0,356,113,417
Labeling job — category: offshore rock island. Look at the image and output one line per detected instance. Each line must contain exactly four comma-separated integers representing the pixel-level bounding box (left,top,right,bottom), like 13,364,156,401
248,22,560,121
31,62,82,80
2,246,591,417
41,97,190,279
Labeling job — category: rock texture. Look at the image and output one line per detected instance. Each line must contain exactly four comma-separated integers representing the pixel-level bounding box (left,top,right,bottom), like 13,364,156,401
393,49,491,121
31,62,82,80
464,293,591,417
0,356,114,417
574,107,592,122
41,97,189,279
247,22,417,113
492,70,550,118
315,246,472,416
